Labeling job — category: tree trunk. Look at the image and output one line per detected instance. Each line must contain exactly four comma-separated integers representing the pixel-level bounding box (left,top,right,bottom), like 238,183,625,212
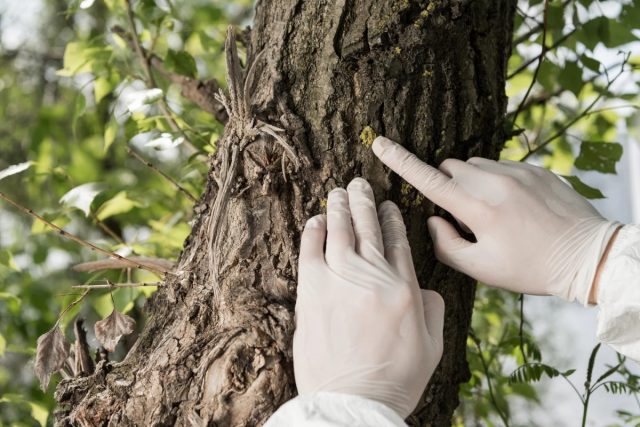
55,0,516,425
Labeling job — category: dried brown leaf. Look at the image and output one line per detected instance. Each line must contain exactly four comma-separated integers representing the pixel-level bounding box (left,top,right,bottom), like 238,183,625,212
94,310,136,352
34,326,70,390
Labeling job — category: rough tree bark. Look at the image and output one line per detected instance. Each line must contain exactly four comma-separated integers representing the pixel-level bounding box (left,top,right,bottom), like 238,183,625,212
56,0,516,425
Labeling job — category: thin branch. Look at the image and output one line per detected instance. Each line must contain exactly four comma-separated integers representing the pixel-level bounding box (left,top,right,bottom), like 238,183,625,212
0,191,170,275
584,104,640,117
520,59,628,161
55,289,90,328
506,60,635,119
90,213,126,245
510,0,551,129
511,0,574,47
508,29,576,80
124,0,155,87
127,147,198,203
470,333,511,427
112,25,228,123
518,294,528,365
123,0,197,152
72,280,162,290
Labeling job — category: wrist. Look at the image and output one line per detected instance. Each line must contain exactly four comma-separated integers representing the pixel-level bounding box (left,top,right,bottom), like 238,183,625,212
588,225,623,305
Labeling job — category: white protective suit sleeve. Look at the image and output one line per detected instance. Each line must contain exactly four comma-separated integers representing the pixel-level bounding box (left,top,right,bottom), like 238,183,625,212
596,224,640,362
264,392,407,427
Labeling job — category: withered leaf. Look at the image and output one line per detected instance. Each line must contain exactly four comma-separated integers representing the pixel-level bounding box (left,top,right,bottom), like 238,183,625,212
94,309,136,352
34,326,70,390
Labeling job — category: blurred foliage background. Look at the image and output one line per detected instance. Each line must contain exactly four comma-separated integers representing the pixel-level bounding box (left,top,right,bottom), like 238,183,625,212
0,0,638,426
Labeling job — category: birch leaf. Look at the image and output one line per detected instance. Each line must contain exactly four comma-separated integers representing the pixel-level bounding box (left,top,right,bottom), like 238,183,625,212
94,309,136,352
34,327,70,390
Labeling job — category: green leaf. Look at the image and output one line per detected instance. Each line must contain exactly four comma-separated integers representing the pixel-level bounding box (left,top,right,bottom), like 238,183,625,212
580,54,600,72
574,142,623,174
57,41,91,76
586,343,602,386
0,249,20,271
28,402,49,427
537,61,562,91
562,175,605,199
96,191,141,220
104,120,119,153
558,61,583,96
57,42,112,77
0,292,21,312
0,333,6,356
603,381,638,395
94,76,114,103
580,17,609,50
546,4,564,31
509,362,567,384
165,50,198,78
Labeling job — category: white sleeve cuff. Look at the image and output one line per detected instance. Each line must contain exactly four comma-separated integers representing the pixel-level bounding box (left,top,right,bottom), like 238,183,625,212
263,392,407,427
596,224,640,362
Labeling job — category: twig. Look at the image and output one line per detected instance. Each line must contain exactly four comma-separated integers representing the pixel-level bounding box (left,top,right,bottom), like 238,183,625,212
90,212,126,245
511,0,551,129
520,58,628,161
470,333,511,427
519,294,528,364
0,191,169,275
508,29,576,80
111,25,227,123
123,0,197,153
127,147,198,202
72,280,162,290
506,60,634,119
511,0,574,47
54,289,90,328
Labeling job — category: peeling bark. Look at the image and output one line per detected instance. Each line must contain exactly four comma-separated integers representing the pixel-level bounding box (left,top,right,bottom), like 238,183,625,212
55,1,516,426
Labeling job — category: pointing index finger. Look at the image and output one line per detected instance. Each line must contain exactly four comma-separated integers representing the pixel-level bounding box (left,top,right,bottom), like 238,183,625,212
372,136,470,216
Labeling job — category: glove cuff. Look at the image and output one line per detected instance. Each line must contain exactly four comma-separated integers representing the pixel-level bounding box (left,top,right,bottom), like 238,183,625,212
565,219,621,306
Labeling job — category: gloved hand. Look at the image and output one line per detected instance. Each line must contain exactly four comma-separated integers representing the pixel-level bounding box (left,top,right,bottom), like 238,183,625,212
372,136,620,305
294,178,445,419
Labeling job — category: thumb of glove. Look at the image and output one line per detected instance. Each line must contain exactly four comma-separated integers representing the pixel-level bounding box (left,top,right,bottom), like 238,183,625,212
427,216,475,274
420,289,444,342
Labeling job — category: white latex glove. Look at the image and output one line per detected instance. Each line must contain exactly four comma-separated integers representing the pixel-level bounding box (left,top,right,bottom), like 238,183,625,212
372,136,620,305
294,177,445,419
